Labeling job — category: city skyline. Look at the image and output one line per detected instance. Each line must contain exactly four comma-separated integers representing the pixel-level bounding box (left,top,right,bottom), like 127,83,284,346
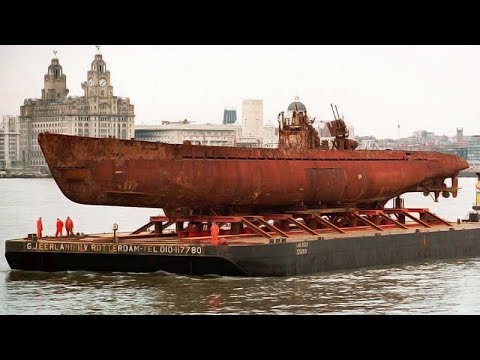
2,45,480,138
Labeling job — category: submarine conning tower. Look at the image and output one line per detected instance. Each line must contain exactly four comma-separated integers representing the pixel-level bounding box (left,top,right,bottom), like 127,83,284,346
277,98,358,151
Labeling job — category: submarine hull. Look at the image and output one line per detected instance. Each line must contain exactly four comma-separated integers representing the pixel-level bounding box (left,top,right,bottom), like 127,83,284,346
38,133,468,215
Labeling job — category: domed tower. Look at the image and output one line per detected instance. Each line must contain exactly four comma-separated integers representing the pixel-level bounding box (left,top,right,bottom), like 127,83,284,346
287,97,307,112
79,46,135,140
41,52,69,101
82,48,113,99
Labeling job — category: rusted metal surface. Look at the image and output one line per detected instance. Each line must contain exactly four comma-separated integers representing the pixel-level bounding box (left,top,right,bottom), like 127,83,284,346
38,104,468,216
277,108,321,150
38,132,468,216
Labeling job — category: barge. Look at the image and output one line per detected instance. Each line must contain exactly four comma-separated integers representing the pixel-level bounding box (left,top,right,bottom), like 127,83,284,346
6,210,480,277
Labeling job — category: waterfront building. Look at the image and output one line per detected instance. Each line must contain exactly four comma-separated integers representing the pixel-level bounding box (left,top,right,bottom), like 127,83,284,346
0,115,20,168
135,120,237,146
135,119,280,148
19,50,134,168
468,136,480,162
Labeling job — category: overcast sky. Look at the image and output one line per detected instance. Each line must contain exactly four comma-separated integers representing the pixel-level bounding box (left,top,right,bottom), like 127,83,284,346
1,45,479,138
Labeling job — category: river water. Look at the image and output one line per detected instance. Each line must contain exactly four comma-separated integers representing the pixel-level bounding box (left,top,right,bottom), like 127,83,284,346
1,178,479,314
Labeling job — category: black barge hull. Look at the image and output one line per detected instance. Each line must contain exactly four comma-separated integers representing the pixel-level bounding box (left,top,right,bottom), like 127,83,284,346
6,225,480,277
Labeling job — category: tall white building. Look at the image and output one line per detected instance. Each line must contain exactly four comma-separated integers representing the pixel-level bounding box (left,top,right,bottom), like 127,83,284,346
0,115,20,168
241,99,263,137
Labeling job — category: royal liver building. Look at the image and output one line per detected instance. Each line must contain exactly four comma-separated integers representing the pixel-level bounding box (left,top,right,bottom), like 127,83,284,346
19,50,135,167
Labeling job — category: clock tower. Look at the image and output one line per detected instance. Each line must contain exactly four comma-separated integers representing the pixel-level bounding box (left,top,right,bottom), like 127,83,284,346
79,47,135,139
82,50,113,99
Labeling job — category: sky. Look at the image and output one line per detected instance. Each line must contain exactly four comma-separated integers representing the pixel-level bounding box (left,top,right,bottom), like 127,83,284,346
1,45,480,138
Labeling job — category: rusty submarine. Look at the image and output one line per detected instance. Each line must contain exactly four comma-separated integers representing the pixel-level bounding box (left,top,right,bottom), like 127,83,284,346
37,100,468,216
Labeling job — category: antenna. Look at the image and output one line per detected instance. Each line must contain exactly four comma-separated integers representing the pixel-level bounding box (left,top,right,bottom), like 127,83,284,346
335,105,341,120
53,50,58,57
95,45,101,52
330,104,337,120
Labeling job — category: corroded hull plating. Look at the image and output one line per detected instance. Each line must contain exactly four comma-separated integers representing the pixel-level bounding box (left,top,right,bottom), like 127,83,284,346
38,133,468,215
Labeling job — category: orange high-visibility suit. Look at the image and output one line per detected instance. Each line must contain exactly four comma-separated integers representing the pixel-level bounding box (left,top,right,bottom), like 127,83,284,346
210,223,219,245
36,218,43,239
65,217,74,236
55,218,64,237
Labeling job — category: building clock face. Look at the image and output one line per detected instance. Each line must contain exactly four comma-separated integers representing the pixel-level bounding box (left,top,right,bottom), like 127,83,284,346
99,79,107,87
88,78,93,86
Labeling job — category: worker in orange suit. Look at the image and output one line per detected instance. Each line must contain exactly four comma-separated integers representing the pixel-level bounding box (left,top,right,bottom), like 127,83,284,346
36,217,43,239
55,218,64,237
65,216,74,236
210,221,219,246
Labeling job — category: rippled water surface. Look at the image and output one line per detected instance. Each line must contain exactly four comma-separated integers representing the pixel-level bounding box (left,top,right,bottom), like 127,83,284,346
1,178,480,314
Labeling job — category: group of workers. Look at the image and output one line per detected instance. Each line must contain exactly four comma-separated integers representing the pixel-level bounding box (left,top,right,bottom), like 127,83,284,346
36,216,75,239
35,217,224,244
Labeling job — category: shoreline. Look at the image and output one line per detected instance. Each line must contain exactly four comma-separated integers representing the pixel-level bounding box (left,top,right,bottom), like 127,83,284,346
459,170,480,178
0,174,52,179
